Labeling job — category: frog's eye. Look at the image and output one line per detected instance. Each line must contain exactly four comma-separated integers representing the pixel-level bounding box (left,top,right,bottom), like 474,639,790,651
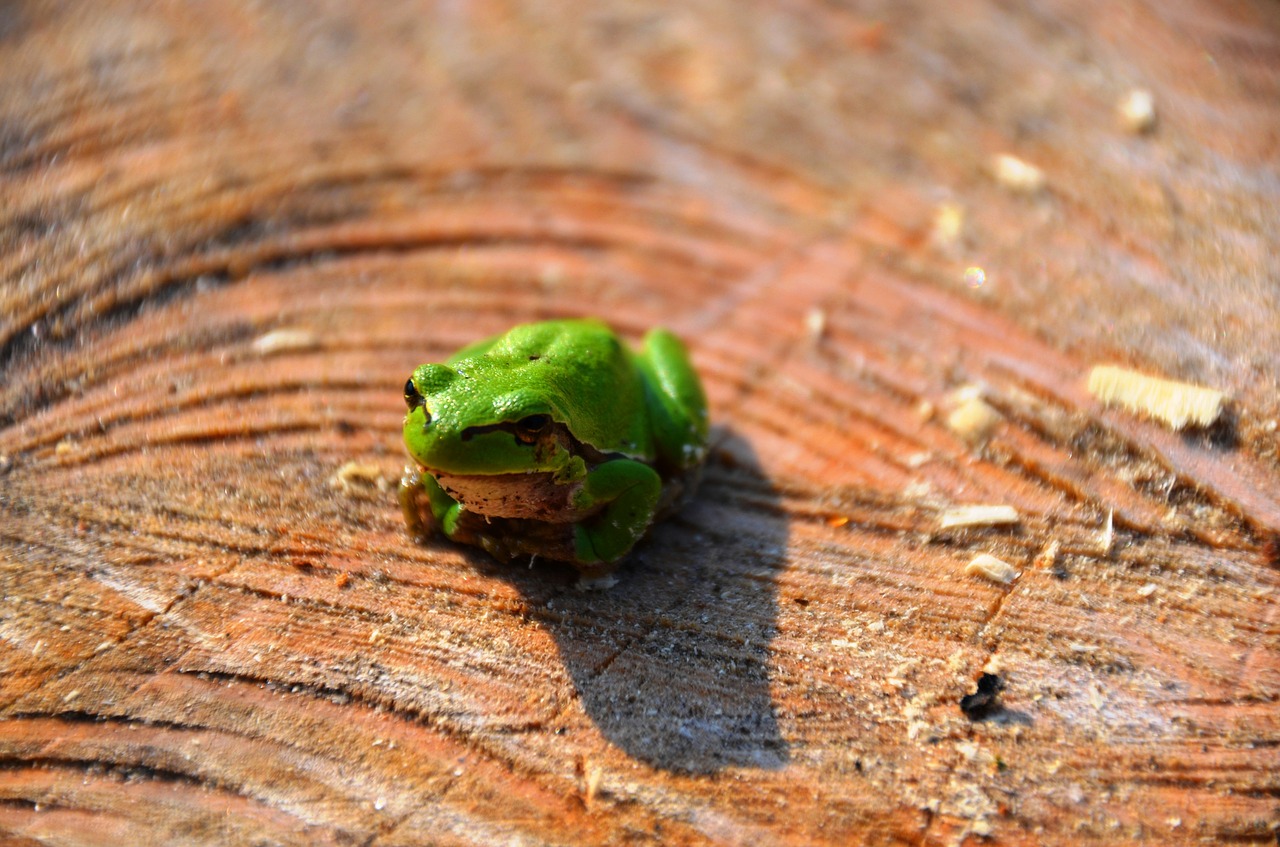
514,414,550,444
404,378,425,412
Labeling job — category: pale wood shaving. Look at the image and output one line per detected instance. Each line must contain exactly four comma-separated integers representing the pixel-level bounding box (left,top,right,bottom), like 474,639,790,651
252,328,319,356
1098,509,1114,556
947,397,1003,442
932,202,964,249
939,505,1020,529
1117,89,1156,134
805,308,827,342
1087,365,1225,429
328,461,389,495
991,153,1046,193
585,762,604,805
965,554,1019,584
1035,540,1061,570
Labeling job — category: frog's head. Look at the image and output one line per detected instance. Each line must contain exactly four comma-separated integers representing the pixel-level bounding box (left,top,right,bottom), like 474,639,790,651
402,363,571,475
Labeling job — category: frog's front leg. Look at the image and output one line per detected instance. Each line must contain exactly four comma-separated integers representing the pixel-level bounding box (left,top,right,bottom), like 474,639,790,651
399,465,464,540
571,459,662,565
399,465,431,540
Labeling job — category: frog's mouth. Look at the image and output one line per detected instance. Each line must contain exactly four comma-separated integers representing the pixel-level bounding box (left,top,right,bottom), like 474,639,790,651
430,469,588,523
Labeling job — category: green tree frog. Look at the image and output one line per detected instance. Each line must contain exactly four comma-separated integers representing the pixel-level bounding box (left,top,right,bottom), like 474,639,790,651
399,319,708,576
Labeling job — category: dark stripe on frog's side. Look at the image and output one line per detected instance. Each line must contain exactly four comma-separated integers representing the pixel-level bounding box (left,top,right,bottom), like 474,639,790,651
459,420,626,465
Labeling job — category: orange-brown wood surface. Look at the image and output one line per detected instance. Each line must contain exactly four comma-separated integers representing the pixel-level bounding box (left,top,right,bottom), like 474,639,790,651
2,2,1279,844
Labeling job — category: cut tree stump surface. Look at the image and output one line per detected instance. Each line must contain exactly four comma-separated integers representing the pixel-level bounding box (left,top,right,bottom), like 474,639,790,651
2,2,1279,845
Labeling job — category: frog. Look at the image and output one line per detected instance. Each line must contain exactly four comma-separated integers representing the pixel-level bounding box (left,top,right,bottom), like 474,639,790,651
399,318,709,577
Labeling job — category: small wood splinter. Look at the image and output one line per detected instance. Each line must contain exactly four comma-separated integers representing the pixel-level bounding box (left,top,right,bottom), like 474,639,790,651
965,553,1019,585
1086,365,1225,430
939,505,1020,530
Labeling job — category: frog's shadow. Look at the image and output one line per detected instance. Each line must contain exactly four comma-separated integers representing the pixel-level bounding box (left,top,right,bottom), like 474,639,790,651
498,427,789,774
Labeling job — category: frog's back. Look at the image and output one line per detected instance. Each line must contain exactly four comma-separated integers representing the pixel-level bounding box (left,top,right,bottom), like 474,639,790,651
448,320,654,458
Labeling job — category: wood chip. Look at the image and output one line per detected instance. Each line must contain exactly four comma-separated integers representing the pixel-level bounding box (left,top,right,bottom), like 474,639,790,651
1098,509,1114,556
1087,365,1225,429
991,153,1046,194
905,451,932,469
805,308,827,342
252,328,319,356
329,461,389,494
939,505,1020,529
576,574,619,591
1117,89,1156,134
965,553,1019,584
947,397,1003,442
932,202,964,249
584,762,605,806
1034,540,1061,570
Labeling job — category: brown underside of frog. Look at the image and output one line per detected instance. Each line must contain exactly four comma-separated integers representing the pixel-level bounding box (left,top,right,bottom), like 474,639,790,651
403,462,703,577
433,468,586,521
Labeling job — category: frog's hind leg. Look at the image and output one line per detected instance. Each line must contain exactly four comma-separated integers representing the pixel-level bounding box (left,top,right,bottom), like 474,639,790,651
571,459,662,565
637,328,709,471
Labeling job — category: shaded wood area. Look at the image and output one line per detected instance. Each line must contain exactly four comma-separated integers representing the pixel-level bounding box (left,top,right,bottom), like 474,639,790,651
2,1,1279,844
